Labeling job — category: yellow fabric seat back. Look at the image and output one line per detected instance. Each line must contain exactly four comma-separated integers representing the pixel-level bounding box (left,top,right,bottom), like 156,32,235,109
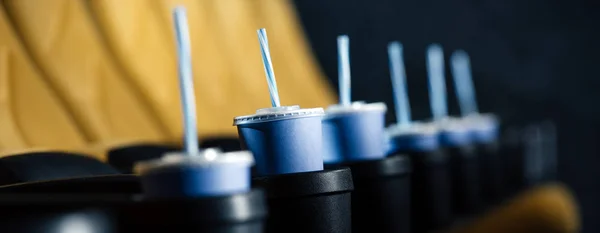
155,0,236,136
205,0,321,110
0,0,336,151
89,0,336,140
204,0,284,112
252,0,336,107
87,0,185,140
3,0,167,149
0,6,86,152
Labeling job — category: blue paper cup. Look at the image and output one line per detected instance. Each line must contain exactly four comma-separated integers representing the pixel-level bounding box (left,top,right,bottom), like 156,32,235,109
135,148,254,198
437,118,473,147
234,106,325,176
322,102,387,163
462,114,500,144
386,122,440,154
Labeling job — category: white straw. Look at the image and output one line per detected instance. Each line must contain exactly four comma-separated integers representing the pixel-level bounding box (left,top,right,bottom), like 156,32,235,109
450,50,479,116
173,6,199,156
426,44,448,121
387,41,411,127
337,35,351,106
257,28,281,107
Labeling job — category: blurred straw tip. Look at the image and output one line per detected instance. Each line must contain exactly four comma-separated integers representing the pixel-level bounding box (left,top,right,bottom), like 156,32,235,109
427,43,443,53
451,49,469,60
257,28,267,36
173,5,187,14
388,41,403,50
337,34,349,42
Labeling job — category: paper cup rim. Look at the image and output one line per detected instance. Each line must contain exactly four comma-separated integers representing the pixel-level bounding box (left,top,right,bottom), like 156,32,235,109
134,148,254,174
233,105,324,125
386,122,439,137
464,113,500,130
324,101,387,116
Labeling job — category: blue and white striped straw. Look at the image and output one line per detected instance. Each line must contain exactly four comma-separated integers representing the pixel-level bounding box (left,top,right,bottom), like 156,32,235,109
337,35,351,106
387,41,411,127
450,50,479,116
257,28,281,107
173,6,199,156
426,44,448,121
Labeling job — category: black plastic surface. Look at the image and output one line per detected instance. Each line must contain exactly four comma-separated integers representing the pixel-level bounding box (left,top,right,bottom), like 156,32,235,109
200,137,242,152
501,131,527,196
2,207,117,233
124,189,268,233
0,175,141,194
253,167,354,198
0,152,120,186
0,194,124,233
108,144,180,173
341,156,412,233
477,141,505,205
0,188,267,233
253,168,354,233
393,148,453,233
446,144,483,217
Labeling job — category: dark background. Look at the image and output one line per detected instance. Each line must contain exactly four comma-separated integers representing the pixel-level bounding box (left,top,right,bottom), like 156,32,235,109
293,0,600,232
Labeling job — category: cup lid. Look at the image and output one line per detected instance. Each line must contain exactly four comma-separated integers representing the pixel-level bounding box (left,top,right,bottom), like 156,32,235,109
463,113,500,131
134,148,255,174
386,121,439,138
436,117,471,134
233,105,324,125
325,101,387,116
